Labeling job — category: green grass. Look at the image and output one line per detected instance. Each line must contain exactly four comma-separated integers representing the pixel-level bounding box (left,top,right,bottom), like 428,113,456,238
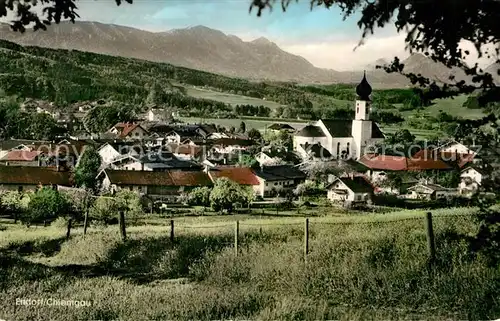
1,206,499,320
399,95,486,119
381,125,440,139
185,86,284,109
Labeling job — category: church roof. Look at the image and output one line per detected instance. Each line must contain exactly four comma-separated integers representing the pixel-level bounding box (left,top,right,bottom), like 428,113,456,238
296,125,326,137
319,119,384,139
321,119,352,137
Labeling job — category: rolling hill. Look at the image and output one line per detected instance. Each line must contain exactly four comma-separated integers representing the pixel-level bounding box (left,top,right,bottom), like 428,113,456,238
0,21,475,88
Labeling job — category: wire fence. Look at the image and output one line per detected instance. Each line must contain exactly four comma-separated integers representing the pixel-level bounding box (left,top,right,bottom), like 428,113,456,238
75,210,481,264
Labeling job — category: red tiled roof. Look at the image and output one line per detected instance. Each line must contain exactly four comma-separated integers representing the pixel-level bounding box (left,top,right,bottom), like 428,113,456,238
359,154,451,171
104,170,212,187
0,166,71,185
112,122,148,138
169,171,213,186
413,149,475,168
359,154,408,171
407,158,451,170
1,150,43,161
209,167,260,185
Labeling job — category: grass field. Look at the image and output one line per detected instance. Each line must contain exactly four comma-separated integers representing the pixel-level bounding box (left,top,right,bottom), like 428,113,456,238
185,86,284,109
400,95,486,119
1,206,500,320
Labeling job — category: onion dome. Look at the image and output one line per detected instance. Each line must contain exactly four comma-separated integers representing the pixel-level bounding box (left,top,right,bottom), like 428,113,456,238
356,71,372,101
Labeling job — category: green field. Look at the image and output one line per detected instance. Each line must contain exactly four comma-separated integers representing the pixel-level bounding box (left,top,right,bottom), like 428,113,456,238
1,206,499,320
185,86,284,109
394,95,485,119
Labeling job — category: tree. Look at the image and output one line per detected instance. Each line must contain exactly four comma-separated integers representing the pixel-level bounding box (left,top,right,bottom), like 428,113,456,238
115,190,142,220
247,128,262,141
209,178,254,213
188,186,212,207
238,154,258,168
25,188,70,226
239,121,246,133
91,195,118,225
1,191,29,222
74,146,102,192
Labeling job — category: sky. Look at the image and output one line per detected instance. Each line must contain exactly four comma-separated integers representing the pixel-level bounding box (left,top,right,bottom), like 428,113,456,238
2,0,496,71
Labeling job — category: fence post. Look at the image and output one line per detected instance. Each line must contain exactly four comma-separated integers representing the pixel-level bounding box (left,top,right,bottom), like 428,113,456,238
66,218,72,240
119,211,127,241
170,219,175,243
83,209,89,235
234,220,239,256
425,212,436,267
304,218,309,262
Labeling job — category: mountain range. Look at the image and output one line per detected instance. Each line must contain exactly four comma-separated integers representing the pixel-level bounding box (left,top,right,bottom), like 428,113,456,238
0,21,497,87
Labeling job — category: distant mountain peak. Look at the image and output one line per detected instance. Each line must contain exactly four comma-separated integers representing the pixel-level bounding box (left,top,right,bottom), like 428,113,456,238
251,37,274,45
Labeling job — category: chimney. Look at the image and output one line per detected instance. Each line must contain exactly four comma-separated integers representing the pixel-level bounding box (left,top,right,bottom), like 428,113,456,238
56,165,60,172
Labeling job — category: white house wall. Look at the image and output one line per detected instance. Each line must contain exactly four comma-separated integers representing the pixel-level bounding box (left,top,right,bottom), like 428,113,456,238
99,145,121,164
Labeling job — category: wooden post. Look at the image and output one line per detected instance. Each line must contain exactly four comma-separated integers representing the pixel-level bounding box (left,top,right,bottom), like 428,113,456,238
119,211,127,241
425,212,436,267
66,218,72,240
259,226,262,236
234,221,239,256
83,208,89,235
170,219,175,243
304,218,309,262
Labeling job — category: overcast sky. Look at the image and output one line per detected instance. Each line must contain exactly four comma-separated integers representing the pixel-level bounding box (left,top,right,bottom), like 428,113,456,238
2,0,496,71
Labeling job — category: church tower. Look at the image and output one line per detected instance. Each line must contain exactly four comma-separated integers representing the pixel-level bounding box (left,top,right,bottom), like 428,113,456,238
351,71,373,159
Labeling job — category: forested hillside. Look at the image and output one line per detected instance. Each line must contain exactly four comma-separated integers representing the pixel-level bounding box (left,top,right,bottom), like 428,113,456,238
0,39,455,121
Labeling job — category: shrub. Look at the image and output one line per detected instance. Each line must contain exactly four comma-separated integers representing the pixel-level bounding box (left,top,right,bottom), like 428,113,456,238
188,187,212,207
23,188,70,225
210,178,254,213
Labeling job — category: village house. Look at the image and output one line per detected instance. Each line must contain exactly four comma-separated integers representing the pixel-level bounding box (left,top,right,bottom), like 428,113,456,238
326,176,375,205
255,151,283,166
406,183,457,201
97,142,150,165
267,123,296,133
253,165,307,197
109,122,149,140
459,165,489,196
164,143,204,161
0,166,71,192
107,152,202,172
0,150,45,167
359,154,452,183
207,166,261,195
100,169,212,202
293,73,385,160
211,138,254,155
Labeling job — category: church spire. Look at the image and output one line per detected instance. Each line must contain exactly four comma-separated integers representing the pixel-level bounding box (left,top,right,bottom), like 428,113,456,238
356,71,372,101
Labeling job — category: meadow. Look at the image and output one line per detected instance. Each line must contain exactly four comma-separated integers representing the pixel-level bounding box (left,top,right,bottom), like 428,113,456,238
185,86,284,109
1,206,499,321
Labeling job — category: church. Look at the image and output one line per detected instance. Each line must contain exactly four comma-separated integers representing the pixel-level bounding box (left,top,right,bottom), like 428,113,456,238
293,73,385,160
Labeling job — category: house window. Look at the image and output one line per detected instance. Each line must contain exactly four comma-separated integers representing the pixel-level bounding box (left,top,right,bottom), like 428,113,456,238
135,132,140,137
357,107,359,114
